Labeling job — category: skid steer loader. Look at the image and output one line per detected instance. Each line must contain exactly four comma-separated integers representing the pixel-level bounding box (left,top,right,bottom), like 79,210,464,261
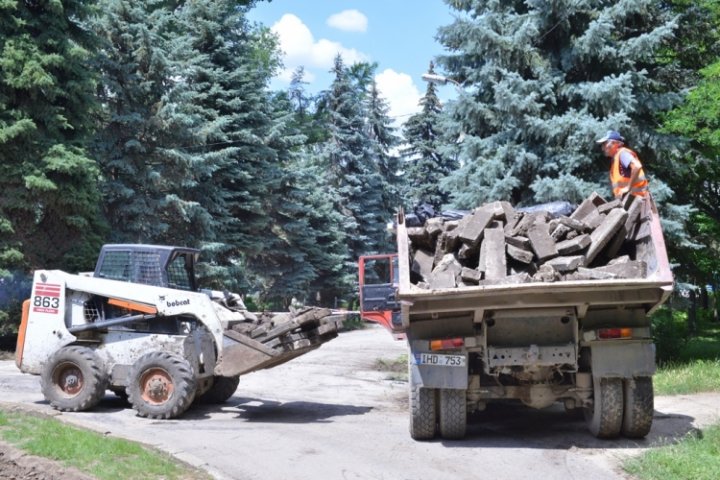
15,244,341,419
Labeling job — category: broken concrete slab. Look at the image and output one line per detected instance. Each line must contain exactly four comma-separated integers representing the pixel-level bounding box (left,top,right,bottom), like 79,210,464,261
460,267,482,284
527,218,559,262
556,234,591,255
597,198,622,214
483,228,507,280
544,255,585,272
429,253,463,289
411,249,435,281
584,208,628,266
507,244,534,264
459,206,494,247
505,235,531,250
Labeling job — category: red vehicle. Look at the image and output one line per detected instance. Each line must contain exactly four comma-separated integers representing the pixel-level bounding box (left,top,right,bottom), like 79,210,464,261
358,254,403,339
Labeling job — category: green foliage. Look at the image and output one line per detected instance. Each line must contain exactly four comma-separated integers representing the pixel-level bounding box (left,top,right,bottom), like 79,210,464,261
651,306,690,364
433,0,692,256
624,425,720,480
655,359,720,395
0,0,105,273
401,61,455,211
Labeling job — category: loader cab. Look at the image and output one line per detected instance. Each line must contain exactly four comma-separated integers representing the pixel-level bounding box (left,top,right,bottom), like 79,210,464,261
94,244,200,291
358,254,403,337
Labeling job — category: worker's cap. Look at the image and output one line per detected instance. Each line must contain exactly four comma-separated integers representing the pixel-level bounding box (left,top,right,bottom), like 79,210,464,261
596,130,625,144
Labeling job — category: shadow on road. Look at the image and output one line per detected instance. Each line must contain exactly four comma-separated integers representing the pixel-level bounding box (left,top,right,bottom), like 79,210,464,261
437,401,698,450
226,396,373,423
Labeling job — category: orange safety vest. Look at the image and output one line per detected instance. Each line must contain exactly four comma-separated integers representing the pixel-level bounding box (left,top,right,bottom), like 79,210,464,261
609,147,648,197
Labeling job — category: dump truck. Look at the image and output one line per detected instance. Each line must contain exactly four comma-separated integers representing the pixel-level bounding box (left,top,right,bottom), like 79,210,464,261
16,244,341,419
360,193,673,440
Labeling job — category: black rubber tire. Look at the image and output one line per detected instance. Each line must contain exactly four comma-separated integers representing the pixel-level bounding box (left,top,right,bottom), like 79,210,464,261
409,383,437,440
438,389,467,439
584,377,624,439
127,352,196,419
197,376,240,404
40,346,107,412
622,377,654,438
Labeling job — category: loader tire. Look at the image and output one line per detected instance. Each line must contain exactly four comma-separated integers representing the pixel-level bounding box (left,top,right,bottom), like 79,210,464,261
622,377,654,438
438,388,467,440
584,377,623,439
197,375,240,404
41,346,107,412
410,384,437,440
127,352,196,419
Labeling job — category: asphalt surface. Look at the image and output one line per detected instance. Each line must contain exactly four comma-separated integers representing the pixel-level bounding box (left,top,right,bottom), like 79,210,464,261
1,325,719,480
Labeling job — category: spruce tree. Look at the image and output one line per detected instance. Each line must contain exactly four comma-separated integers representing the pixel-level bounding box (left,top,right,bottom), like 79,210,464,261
401,61,455,211
366,79,402,252
435,0,684,213
319,56,390,276
0,0,104,272
92,0,206,245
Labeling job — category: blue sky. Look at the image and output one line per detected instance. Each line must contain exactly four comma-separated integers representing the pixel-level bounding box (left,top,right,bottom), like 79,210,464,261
247,1,455,123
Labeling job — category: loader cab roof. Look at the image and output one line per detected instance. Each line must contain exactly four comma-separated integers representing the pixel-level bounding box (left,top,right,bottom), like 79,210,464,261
94,244,200,291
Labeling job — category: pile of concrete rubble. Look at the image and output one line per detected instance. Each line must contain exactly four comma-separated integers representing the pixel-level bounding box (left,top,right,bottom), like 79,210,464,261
406,192,649,289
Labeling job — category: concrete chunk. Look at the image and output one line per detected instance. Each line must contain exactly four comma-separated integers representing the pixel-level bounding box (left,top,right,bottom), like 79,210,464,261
507,244,534,264
527,219,559,262
597,198,622,214
459,206,494,246
460,267,482,284
429,254,462,288
425,217,444,238
584,208,629,266
505,235,531,250
556,234,591,255
483,228,507,280
411,249,434,281
543,255,585,272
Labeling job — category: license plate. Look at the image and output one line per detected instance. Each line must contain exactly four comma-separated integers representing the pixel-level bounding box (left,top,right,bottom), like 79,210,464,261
414,353,466,367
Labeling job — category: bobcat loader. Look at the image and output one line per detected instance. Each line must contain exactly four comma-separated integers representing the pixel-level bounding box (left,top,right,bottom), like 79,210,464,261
16,244,340,419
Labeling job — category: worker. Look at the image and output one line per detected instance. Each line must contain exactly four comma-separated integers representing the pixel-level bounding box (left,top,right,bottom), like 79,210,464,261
596,130,649,199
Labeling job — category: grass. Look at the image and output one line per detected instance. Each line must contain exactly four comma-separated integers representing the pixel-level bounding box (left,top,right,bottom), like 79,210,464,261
625,308,720,480
374,353,408,381
624,425,720,480
654,359,720,395
0,409,210,480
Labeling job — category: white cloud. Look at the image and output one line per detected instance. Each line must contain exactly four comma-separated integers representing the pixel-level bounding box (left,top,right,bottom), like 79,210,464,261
375,69,422,126
271,14,369,84
327,10,368,33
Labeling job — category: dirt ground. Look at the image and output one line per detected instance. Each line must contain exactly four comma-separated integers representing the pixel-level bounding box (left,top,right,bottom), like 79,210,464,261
0,440,94,480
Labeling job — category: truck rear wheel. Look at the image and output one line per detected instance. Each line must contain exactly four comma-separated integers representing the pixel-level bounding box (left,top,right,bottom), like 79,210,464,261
127,352,196,419
410,384,437,440
41,346,107,412
622,377,654,438
197,375,240,404
438,389,467,439
584,377,623,438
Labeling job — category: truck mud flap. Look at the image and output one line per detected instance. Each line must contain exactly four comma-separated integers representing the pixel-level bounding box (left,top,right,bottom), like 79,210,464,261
590,342,656,378
410,352,468,389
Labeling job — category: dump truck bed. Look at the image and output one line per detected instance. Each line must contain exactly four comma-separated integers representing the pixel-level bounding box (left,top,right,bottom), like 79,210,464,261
395,195,673,329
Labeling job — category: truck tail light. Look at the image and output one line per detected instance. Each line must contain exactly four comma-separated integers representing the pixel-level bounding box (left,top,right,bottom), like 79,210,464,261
598,328,633,339
430,337,464,351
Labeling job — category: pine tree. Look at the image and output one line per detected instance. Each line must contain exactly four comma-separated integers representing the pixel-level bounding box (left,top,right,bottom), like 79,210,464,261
366,79,402,252
319,56,391,269
92,0,206,245
0,0,105,273
436,0,682,207
401,61,455,211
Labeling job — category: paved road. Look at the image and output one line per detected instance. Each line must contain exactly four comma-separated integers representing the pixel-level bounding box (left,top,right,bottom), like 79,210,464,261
1,325,718,480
